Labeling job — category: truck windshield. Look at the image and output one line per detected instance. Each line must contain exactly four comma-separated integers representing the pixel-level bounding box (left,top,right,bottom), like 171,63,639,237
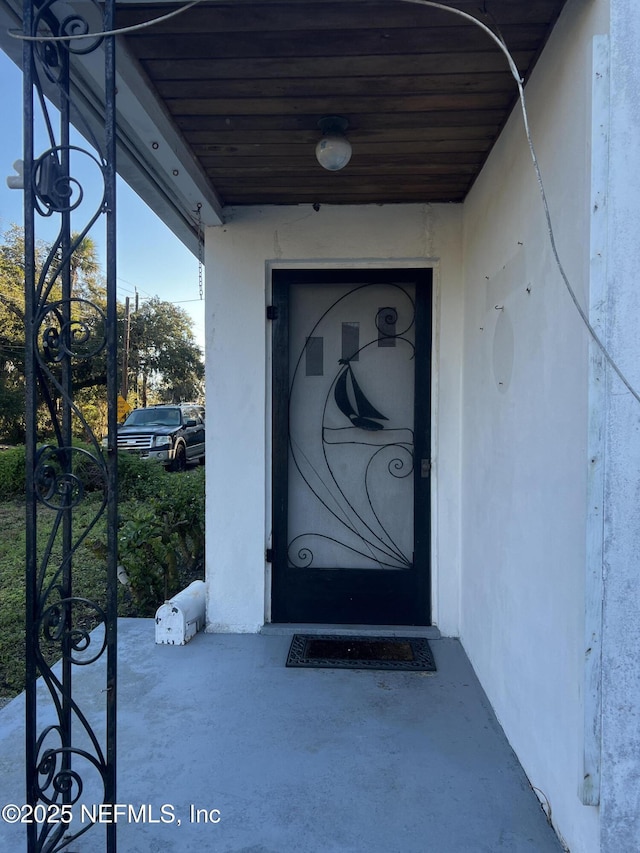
124,409,181,427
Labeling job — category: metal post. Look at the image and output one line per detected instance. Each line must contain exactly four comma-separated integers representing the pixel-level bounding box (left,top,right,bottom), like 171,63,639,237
104,4,118,849
23,3,37,849
23,0,118,849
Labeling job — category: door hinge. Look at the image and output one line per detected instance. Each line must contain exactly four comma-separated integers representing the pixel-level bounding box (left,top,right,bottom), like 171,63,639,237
421,458,431,478
265,548,274,563
266,305,278,320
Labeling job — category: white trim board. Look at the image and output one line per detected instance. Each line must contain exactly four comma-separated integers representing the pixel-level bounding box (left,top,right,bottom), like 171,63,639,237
582,33,609,809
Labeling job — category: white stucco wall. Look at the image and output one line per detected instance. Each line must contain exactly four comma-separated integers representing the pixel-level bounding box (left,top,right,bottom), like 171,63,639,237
204,204,463,634
201,2,640,848
460,1,606,851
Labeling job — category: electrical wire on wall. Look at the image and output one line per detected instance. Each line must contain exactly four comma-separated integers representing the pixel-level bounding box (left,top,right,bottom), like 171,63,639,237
8,0,637,402
398,0,640,405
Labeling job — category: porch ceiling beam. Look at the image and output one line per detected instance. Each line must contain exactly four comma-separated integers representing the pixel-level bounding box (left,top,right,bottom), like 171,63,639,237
0,0,224,255
114,0,562,28
142,50,536,81
105,35,226,234
2,0,569,212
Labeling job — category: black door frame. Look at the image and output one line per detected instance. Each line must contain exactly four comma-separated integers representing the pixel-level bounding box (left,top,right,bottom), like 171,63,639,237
270,267,433,625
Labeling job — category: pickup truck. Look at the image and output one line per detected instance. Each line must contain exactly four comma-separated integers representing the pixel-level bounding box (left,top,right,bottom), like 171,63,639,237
114,404,205,471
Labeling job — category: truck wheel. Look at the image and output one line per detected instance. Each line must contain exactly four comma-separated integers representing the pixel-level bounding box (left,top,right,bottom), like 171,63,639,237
171,444,187,472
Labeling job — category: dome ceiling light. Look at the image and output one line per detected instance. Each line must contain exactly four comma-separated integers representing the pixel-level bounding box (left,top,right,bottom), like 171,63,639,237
315,116,352,172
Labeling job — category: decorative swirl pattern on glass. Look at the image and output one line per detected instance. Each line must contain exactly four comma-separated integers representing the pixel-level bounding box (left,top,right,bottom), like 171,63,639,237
287,284,416,571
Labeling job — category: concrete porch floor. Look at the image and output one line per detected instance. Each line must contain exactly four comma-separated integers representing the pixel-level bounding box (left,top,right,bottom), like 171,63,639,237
0,620,564,852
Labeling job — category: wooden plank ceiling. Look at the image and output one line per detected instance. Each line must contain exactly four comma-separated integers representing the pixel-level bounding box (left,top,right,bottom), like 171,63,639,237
117,0,569,206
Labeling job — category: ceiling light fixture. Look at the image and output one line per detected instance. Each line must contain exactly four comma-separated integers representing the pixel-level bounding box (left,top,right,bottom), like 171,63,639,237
315,116,352,172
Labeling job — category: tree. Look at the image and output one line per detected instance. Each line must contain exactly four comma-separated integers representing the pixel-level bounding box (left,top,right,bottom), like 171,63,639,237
0,226,42,441
0,226,205,442
128,297,204,406
69,234,101,295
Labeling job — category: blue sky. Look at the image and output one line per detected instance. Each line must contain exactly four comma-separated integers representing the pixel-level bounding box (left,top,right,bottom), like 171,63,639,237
0,50,205,348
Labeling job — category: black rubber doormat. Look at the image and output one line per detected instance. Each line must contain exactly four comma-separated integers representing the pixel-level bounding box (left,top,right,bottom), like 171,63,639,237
286,634,437,672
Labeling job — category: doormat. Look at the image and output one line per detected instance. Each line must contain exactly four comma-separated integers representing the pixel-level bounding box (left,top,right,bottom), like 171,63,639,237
286,634,436,672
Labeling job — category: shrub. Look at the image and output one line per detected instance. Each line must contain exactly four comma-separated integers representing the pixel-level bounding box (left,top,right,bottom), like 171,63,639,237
0,442,108,500
72,445,108,494
0,445,204,618
116,452,167,502
117,466,205,615
0,446,26,499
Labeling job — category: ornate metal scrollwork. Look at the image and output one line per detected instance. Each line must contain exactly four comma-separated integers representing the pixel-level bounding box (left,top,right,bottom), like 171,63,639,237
23,0,117,850
288,284,416,571
38,298,107,364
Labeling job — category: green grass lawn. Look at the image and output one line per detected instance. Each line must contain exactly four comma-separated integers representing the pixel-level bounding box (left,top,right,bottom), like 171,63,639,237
0,462,205,698
0,497,138,697
0,501,30,696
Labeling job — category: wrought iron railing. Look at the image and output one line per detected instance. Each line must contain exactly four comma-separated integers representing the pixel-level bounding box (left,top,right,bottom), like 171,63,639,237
23,0,117,849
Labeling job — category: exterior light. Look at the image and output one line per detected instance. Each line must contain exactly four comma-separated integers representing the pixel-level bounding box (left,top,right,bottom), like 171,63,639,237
315,116,352,171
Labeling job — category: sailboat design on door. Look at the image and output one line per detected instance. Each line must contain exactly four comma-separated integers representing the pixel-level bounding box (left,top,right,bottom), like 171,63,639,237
271,269,432,625
334,360,388,431
288,282,417,573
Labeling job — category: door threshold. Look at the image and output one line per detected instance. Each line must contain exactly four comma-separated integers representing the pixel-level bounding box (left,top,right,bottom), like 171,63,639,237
261,623,441,639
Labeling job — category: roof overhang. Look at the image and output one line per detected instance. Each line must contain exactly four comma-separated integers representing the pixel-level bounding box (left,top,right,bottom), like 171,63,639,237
0,0,224,254
1,0,570,251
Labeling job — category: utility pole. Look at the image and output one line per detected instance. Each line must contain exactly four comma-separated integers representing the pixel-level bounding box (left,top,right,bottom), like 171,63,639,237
121,296,131,398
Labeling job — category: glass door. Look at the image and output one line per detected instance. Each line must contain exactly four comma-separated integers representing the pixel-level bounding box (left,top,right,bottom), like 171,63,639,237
271,268,432,624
